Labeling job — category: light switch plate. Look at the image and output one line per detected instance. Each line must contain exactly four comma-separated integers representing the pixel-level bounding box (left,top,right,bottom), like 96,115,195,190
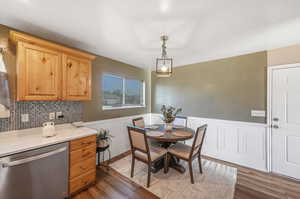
251,110,266,117
49,112,55,120
21,114,29,122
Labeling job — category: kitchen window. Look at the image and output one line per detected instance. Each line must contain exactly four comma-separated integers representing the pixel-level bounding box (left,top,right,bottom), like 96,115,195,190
102,74,145,110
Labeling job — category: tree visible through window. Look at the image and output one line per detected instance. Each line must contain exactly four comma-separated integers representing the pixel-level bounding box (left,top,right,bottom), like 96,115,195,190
102,74,144,109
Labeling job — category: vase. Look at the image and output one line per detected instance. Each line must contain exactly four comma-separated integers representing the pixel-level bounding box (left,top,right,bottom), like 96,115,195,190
165,122,173,131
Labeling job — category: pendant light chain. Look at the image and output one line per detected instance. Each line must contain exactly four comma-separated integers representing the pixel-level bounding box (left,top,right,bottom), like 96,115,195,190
156,35,173,77
161,37,167,59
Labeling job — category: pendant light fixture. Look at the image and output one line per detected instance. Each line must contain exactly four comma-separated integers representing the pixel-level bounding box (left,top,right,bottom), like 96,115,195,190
156,35,173,77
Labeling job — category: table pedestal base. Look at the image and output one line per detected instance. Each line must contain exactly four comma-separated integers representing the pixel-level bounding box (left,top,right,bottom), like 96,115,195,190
152,155,185,174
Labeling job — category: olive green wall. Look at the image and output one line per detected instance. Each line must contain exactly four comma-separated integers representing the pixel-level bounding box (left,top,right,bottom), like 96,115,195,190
83,56,150,122
151,51,267,123
2,24,269,123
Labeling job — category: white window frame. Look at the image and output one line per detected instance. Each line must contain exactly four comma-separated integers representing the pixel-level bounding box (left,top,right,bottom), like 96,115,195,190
102,74,146,110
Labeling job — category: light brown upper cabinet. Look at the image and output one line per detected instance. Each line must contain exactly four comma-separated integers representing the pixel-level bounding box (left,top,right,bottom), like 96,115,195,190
62,54,91,101
10,31,95,101
17,42,62,101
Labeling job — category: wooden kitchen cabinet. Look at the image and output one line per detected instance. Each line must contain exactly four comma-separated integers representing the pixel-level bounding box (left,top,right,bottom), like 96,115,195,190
69,135,96,195
70,135,96,151
62,54,91,101
16,42,62,101
10,31,95,101
69,169,96,194
70,144,96,165
69,157,96,179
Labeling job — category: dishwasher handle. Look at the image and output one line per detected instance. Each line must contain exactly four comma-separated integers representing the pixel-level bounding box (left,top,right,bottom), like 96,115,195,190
2,147,67,168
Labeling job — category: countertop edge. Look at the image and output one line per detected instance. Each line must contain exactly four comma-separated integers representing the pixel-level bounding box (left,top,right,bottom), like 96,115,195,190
0,126,98,158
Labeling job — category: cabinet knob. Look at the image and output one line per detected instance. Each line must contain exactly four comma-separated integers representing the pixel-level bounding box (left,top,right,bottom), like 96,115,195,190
41,57,46,63
68,63,72,68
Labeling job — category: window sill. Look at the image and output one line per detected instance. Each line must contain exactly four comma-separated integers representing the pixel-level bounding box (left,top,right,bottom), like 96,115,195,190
102,105,146,111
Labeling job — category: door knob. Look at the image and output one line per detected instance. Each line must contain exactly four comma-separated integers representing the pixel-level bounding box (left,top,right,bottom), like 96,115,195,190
273,118,279,122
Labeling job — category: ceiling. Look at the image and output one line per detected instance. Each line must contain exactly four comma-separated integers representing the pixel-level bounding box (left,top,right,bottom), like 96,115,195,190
1,0,300,69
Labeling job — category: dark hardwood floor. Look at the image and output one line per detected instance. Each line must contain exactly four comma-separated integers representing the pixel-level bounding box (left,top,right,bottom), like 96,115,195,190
73,167,281,199
204,156,300,199
234,185,275,199
72,153,300,199
72,167,159,199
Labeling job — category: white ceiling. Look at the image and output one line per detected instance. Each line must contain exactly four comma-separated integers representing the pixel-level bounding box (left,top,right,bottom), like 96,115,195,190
1,0,300,69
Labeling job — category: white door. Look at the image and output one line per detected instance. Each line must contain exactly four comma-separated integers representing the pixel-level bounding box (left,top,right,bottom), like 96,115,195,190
271,65,300,179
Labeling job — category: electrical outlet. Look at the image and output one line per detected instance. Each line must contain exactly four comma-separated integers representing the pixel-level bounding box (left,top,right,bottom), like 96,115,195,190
21,114,29,122
56,111,63,119
49,112,55,120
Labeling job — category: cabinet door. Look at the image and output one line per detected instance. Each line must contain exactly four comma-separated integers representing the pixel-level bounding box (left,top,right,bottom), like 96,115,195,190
62,54,91,101
17,42,61,101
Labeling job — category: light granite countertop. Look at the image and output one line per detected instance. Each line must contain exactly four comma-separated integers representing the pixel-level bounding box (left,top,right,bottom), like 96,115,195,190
0,124,98,158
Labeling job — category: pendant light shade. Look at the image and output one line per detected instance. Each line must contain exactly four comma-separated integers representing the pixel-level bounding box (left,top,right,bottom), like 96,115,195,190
156,35,173,77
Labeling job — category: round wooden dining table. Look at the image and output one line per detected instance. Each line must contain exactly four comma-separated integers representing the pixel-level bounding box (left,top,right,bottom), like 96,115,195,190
146,124,195,173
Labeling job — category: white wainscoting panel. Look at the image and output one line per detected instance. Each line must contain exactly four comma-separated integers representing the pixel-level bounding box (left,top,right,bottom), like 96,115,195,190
151,114,268,171
83,114,150,161
84,113,267,171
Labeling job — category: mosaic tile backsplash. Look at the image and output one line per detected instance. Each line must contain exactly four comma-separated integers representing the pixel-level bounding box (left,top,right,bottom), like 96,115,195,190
0,101,83,132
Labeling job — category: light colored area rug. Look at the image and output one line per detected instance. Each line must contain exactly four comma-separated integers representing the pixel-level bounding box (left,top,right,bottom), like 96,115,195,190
110,155,237,199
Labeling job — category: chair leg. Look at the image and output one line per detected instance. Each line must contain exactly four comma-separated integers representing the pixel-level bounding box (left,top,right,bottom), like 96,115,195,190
164,154,168,173
102,151,105,163
188,161,194,184
198,153,203,174
131,156,135,178
147,163,151,188
108,149,111,166
109,148,111,159
97,152,100,166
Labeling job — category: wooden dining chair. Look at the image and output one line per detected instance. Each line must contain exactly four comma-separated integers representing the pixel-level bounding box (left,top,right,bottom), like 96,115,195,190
127,126,168,187
133,117,162,147
167,124,207,184
132,117,145,128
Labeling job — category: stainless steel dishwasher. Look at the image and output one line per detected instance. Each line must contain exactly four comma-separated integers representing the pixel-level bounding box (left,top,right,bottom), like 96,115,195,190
0,142,69,199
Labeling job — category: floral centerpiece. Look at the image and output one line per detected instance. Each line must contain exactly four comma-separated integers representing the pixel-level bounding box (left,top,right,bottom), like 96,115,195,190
160,105,182,130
